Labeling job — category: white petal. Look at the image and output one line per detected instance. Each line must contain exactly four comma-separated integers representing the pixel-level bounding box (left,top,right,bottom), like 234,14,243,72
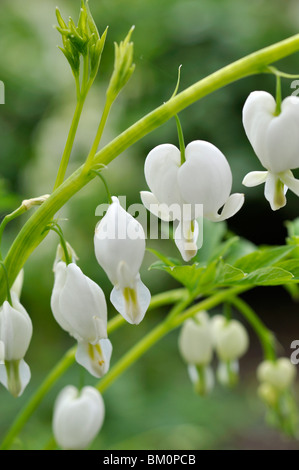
279,170,299,197
140,191,178,221
206,193,244,222
174,220,199,262
264,172,287,211
58,264,107,343
53,385,105,450
0,359,31,397
144,144,184,207
178,314,213,365
243,91,299,173
178,141,233,217
76,339,112,378
110,275,151,325
242,171,268,187
0,294,32,360
94,198,146,285
0,340,4,363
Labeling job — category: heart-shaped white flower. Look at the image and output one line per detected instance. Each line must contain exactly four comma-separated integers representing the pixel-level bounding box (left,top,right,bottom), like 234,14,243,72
257,357,296,392
242,91,299,210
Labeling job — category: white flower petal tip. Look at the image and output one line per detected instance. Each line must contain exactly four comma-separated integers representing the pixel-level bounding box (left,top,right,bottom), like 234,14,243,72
110,278,151,325
76,339,112,378
174,220,199,262
53,385,105,450
0,359,31,397
207,193,245,222
280,171,299,197
242,171,268,187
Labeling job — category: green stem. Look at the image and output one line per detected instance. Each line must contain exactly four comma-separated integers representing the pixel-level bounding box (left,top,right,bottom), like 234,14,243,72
84,98,113,172
230,296,276,361
0,288,185,450
96,286,248,394
0,206,27,258
274,74,282,116
1,35,299,301
174,115,185,164
53,97,86,190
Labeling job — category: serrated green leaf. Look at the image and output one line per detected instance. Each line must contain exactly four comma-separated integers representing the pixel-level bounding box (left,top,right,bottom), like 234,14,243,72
215,262,245,285
275,260,299,279
241,267,293,286
147,248,181,267
224,237,257,264
234,245,296,272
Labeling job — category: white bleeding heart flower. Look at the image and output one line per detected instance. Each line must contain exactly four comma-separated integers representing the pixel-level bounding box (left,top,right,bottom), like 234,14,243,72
75,338,112,378
11,269,24,299
178,311,213,366
211,315,249,362
257,357,296,392
141,141,244,261
0,292,32,397
242,91,299,210
94,196,151,325
51,261,108,344
53,385,105,450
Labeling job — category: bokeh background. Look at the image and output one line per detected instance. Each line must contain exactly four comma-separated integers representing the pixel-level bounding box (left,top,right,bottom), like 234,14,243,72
0,0,299,450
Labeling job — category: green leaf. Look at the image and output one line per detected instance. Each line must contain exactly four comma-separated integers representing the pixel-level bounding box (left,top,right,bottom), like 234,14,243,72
234,245,296,272
275,260,299,280
241,267,293,286
195,219,227,263
215,262,245,285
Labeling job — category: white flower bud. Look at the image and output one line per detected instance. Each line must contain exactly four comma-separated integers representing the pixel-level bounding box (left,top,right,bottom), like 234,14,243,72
188,364,214,396
257,357,296,392
94,196,151,325
51,261,107,344
0,292,32,396
53,385,105,450
212,315,249,361
178,311,213,366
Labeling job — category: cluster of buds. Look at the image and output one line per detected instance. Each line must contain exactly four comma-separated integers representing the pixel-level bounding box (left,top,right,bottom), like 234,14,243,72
56,1,107,85
141,141,244,261
178,311,249,395
257,357,298,436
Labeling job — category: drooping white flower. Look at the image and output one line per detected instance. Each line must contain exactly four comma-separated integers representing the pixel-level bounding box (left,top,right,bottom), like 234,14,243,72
257,357,296,392
53,385,105,450
94,196,151,325
242,91,299,210
178,311,214,395
211,315,249,362
178,311,213,366
0,292,32,397
141,141,244,261
211,315,249,387
51,261,108,344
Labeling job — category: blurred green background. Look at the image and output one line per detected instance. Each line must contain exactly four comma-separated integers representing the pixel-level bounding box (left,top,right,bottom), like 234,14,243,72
0,0,299,450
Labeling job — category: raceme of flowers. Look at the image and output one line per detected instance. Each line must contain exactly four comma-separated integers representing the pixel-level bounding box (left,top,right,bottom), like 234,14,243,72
2,83,299,449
